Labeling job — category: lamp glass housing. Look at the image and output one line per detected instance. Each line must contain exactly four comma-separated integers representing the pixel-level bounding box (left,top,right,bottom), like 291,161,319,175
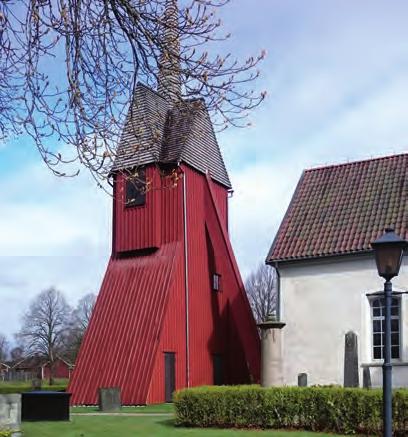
371,229,407,280
373,245,404,280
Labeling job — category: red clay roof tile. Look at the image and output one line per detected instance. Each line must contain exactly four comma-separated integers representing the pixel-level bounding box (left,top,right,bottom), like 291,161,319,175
267,153,408,262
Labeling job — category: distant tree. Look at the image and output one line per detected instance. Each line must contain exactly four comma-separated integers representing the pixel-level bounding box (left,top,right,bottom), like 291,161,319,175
245,263,277,324
17,287,71,384
65,293,96,361
10,346,24,362
0,333,8,362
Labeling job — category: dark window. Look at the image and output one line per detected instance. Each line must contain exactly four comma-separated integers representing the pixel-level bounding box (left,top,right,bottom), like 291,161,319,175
371,297,400,360
125,169,146,207
212,273,221,292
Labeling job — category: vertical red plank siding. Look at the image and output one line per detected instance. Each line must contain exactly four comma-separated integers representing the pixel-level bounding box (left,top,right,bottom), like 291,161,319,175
182,165,260,387
210,179,229,231
114,166,161,253
70,165,260,405
43,360,71,380
69,243,181,405
146,256,186,403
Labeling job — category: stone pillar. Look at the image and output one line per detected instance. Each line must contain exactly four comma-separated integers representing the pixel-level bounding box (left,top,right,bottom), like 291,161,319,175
257,314,286,387
344,331,359,387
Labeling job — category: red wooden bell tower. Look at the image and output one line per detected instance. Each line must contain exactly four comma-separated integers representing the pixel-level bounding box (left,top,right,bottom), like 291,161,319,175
69,0,260,405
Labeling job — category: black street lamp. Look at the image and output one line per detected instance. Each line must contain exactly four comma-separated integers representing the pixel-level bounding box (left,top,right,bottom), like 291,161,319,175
371,228,407,437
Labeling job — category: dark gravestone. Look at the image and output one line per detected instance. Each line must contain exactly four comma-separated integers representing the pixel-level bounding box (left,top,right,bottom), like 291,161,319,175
22,392,71,421
344,331,359,387
363,367,372,389
98,388,121,412
298,373,307,387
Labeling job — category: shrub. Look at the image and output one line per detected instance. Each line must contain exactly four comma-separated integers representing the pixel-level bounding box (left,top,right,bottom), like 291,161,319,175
0,430,13,437
174,385,408,436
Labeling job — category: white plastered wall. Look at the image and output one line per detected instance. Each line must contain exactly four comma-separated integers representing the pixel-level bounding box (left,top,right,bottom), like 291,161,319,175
278,256,408,387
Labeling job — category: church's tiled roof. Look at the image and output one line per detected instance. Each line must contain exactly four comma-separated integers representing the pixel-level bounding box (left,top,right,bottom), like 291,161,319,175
112,83,232,189
267,153,408,263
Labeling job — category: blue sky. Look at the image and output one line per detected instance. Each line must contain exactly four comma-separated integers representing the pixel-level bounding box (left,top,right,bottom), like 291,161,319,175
1,0,408,341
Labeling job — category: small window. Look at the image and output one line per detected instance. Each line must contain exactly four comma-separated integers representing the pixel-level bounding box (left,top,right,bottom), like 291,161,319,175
371,297,401,360
125,169,146,207
212,273,221,292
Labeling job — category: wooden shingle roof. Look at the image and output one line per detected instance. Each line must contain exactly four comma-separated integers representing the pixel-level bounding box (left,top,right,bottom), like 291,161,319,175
112,83,231,189
267,153,408,263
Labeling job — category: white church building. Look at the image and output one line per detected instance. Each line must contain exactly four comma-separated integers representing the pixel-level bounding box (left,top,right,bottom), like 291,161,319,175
267,153,407,388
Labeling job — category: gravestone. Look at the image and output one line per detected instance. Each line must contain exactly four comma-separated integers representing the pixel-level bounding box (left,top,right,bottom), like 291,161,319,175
0,394,21,432
344,331,359,387
98,388,121,412
298,373,307,387
31,379,42,391
363,367,372,389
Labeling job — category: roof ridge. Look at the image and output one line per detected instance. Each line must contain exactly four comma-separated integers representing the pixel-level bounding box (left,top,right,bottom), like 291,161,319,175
305,151,408,173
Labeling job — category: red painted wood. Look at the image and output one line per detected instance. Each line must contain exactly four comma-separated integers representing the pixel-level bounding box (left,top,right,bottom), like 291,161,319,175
210,179,229,232
69,164,260,405
69,242,181,405
42,359,72,380
114,167,161,253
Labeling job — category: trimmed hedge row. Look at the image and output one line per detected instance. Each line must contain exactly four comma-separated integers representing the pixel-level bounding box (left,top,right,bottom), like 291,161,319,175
174,385,408,436
0,384,67,394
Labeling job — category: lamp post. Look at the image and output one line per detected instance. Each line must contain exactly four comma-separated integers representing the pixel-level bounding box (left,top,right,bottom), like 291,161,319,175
371,228,407,437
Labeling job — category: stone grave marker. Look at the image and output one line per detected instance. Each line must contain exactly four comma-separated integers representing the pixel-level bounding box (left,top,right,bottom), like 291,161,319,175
98,388,121,412
0,394,21,433
363,367,372,389
344,331,359,387
298,373,307,387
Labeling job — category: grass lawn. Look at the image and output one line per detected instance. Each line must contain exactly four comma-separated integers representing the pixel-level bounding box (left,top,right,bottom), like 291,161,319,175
71,402,174,414
22,416,348,436
0,379,68,394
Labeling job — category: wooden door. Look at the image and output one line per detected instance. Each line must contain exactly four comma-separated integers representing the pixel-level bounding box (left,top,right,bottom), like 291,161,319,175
164,352,175,402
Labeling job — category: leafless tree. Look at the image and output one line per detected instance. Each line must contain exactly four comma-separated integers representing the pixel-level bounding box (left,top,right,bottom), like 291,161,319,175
65,293,96,361
0,333,8,362
0,0,265,186
245,263,277,324
17,287,72,384
10,346,24,362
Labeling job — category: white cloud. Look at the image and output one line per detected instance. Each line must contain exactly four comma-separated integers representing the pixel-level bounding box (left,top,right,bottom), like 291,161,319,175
0,161,111,339
0,162,111,256
2,0,408,340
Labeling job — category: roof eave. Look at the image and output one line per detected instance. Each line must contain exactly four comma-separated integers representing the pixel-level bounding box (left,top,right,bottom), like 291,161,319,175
267,249,375,267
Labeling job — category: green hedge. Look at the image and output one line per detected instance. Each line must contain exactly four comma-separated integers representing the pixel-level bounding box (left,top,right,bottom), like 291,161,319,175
174,385,408,436
0,384,67,394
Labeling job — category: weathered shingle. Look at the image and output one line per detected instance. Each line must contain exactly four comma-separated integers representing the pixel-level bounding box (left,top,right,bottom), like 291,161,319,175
267,153,408,263
112,83,231,189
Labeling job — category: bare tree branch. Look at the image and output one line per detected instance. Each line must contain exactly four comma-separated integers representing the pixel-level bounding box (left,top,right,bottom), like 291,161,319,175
65,292,96,361
0,0,266,187
245,263,277,324
17,287,72,384
0,333,9,362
